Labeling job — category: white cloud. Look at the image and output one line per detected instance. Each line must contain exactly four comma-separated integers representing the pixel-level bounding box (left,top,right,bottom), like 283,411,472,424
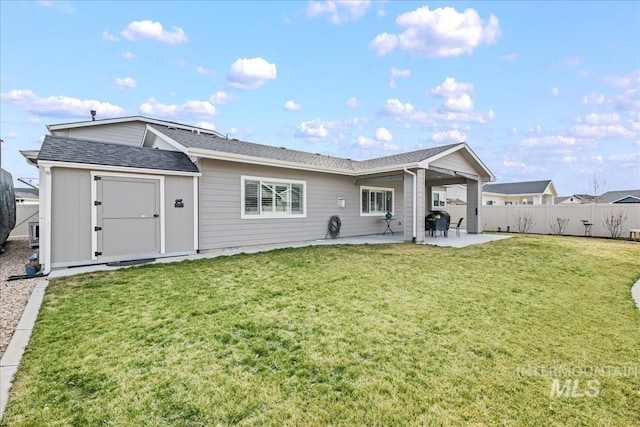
139,97,217,120
382,98,414,116
431,129,466,143
374,127,393,142
603,71,640,89
227,57,277,90
581,93,605,105
196,121,216,130
354,136,398,151
121,52,135,59
430,77,474,98
551,87,559,96
0,89,125,118
294,119,329,140
102,31,119,42
561,56,580,68
284,100,302,111
346,97,360,108
196,66,216,78
5,132,19,139
520,135,591,148
443,93,474,112
114,77,137,89
582,113,620,125
37,1,75,13
121,20,188,45
570,124,635,139
209,91,233,104
499,53,518,61
306,0,371,24
389,67,411,88
370,6,500,57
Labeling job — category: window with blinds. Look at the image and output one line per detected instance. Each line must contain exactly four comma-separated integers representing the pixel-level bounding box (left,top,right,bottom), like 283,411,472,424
242,176,306,218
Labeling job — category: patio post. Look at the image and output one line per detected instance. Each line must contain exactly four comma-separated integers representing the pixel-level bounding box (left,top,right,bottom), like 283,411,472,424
466,179,483,234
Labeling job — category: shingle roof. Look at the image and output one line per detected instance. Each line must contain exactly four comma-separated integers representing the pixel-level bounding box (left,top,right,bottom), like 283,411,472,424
483,180,552,195
149,125,459,172
14,188,39,199
37,135,199,173
600,189,640,203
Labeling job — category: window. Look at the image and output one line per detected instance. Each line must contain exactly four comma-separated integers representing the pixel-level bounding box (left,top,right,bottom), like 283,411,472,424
361,186,393,216
242,176,306,218
432,191,447,209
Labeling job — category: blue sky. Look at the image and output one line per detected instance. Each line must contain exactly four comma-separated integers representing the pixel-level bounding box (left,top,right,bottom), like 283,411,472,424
1,1,638,195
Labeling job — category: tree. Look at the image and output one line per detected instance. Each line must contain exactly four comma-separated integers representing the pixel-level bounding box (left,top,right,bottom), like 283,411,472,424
590,174,607,203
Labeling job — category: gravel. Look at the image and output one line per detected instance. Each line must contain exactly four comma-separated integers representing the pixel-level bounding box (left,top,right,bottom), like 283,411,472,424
1,237,42,358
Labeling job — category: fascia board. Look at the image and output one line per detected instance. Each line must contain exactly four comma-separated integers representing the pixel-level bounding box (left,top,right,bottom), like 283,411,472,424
36,160,201,177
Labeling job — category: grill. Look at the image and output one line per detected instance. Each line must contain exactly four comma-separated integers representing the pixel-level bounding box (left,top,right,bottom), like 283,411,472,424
425,210,451,233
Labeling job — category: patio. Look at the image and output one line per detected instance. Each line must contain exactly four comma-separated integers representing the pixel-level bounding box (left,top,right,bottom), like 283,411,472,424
46,231,512,279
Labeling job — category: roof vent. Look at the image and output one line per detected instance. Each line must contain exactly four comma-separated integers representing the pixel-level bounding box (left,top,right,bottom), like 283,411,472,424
280,147,286,150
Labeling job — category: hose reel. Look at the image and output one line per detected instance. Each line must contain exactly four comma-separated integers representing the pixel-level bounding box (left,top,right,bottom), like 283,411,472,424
326,215,341,239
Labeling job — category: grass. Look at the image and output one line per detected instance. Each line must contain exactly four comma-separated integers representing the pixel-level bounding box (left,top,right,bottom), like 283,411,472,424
2,235,640,426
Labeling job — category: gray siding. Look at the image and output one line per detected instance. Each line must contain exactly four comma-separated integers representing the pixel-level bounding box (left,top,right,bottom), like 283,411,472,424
197,159,405,250
431,150,478,175
51,168,92,264
52,122,147,146
164,176,195,253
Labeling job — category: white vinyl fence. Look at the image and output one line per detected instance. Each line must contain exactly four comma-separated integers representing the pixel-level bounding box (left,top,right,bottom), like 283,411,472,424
479,204,640,238
10,204,39,237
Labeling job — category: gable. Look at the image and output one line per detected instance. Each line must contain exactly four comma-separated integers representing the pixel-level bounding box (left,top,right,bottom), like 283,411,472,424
429,150,481,177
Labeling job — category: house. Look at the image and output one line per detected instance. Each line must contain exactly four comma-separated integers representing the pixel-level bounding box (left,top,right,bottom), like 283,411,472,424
599,189,640,204
14,187,39,204
482,180,557,205
555,194,594,204
29,116,495,273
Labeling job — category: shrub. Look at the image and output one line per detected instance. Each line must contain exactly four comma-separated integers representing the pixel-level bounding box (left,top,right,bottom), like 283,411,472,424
602,210,627,239
549,217,570,235
514,211,536,233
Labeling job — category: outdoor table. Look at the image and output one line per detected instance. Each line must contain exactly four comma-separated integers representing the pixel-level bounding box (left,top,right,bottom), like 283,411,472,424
380,218,396,235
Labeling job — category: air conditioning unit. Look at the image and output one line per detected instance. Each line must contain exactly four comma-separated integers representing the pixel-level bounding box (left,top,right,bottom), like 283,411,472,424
28,221,39,248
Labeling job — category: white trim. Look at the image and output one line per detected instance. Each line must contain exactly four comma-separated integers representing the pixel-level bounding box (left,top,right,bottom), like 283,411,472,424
143,124,190,153
420,143,495,182
192,176,199,251
90,171,165,259
37,160,200,177
404,167,417,241
240,175,307,219
611,195,640,204
360,185,395,217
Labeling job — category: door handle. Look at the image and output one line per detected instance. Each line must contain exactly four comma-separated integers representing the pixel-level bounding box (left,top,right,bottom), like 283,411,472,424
154,214,159,218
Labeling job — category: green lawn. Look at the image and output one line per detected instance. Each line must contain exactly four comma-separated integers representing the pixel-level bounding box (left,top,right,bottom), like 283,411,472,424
3,235,640,426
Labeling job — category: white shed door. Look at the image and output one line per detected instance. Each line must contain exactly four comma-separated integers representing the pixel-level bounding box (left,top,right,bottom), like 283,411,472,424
95,175,161,258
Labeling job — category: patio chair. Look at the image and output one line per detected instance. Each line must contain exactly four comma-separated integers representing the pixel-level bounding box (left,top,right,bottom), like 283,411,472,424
454,218,463,237
435,217,448,237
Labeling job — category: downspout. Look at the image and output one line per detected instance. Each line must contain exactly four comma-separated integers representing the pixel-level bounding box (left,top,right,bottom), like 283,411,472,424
404,167,417,243
43,166,52,274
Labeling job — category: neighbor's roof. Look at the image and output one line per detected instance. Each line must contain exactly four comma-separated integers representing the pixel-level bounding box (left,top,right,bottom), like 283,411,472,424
600,189,640,203
14,188,39,199
37,135,200,173
483,180,554,195
147,125,466,174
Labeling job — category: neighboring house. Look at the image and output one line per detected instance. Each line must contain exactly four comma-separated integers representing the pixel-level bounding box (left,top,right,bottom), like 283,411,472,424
28,116,495,273
555,194,594,204
444,184,468,204
15,187,39,204
482,180,557,205
599,189,640,204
